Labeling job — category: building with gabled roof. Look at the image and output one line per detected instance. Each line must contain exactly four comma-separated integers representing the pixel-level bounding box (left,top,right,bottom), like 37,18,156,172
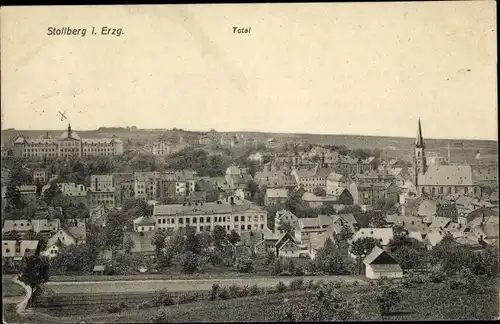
275,232,300,258
363,246,403,279
352,228,394,246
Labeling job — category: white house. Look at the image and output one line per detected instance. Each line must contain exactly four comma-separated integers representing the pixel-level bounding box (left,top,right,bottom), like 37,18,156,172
363,246,403,279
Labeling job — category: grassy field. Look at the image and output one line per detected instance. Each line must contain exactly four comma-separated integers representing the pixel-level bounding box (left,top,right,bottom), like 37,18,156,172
24,282,499,323
2,279,26,297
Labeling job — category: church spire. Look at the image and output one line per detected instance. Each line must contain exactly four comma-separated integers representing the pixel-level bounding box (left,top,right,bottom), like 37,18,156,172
416,118,424,148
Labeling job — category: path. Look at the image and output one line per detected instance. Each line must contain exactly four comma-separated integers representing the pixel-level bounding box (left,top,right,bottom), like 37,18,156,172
46,275,367,294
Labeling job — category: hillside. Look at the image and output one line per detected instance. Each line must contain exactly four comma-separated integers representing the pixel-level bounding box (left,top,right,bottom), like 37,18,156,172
1,128,497,164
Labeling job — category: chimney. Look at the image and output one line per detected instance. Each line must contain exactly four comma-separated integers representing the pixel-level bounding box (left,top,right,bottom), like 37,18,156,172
481,213,485,224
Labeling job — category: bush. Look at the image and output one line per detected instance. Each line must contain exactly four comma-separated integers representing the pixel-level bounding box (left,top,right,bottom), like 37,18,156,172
376,286,401,315
153,289,175,306
311,280,324,290
177,292,199,304
269,259,283,276
107,301,127,313
400,276,416,288
377,276,394,286
430,269,446,283
150,309,171,323
210,283,220,301
234,256,254,273
352,280,360,287
293,266,305,276
137,301,153,309
289,278,304,291
304,279,314,290
448,268,482,293
276,281,288,293
333,281,343,288
248,284,261,296
218,287,231,300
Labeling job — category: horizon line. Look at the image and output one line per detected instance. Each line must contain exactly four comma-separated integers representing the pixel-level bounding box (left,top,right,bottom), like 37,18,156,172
1,126,497,143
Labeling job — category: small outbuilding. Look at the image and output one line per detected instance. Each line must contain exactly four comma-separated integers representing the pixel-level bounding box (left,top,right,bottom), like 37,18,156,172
362,246,403,279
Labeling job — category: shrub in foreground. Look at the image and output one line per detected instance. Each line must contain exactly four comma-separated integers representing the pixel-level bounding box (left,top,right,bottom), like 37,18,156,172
210,283,220,301
177,292,199,304
276,281,288,293
218,287,231,300
289,278,304,291
376,286,401,315
248,284,261,296
153,289,175,306
150,309,171,323
273,282,359,321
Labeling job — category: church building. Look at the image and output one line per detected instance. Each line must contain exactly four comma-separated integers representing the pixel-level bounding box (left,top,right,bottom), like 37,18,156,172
414,119,479,198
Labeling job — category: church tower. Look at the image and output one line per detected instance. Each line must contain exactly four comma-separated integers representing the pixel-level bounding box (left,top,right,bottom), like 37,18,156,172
414,118,427,186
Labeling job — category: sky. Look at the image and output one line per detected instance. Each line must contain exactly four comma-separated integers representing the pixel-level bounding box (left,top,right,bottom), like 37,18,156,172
0,2,497,141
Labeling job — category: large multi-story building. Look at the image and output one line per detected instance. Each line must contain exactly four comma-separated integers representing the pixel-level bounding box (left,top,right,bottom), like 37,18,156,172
12,124,124,159
152,202,268,233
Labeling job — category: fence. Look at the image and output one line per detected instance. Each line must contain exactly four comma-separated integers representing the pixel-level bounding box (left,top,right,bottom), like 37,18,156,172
33,291,210,308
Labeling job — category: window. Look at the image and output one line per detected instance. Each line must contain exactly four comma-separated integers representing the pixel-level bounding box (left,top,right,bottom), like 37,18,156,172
206,217,211,222
260,224,264,230
179,218,184,224
223,217,226,222
5,249,10,253
235,216,239,222
157,219,161,224
247,225,251,230
241,225,245,230
193,218,197,224
241,216,245,222
200,226,204,231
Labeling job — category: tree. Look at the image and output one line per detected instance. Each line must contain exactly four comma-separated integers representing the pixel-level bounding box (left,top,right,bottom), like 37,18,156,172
278,221,294,235
20,255,50,289
152,231,167,257
367,211,386,228
247,180,259,199
41,182,61,206
333,225,354,246
228,230,241,246
315,238,354,275
212,225,227,246
182,251,199,274
254,185,267,206
124,236,135,254
184,225,201,254
5,181,21,210
313,186,326,197
265,251,276,266
350,237,382,274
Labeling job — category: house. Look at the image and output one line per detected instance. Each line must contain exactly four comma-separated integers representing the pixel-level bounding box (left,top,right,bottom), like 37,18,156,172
294,218,326,244
458,207,498,226
275,210,300,232
47,227,84,247
254,231,281,255
2,218,61,236
417,200,437,217
305,227,335,260
264,188,288,207
424,231,444,250
275,232,301,258
351,228,394,246
32,169,49,184
363,246,403,279
2,240,39,261
436,199,458,220
90,204,106,223
326,172,348,195
41,239,65,258
123,231,156,256
17,185,37,199
133,216,156,232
